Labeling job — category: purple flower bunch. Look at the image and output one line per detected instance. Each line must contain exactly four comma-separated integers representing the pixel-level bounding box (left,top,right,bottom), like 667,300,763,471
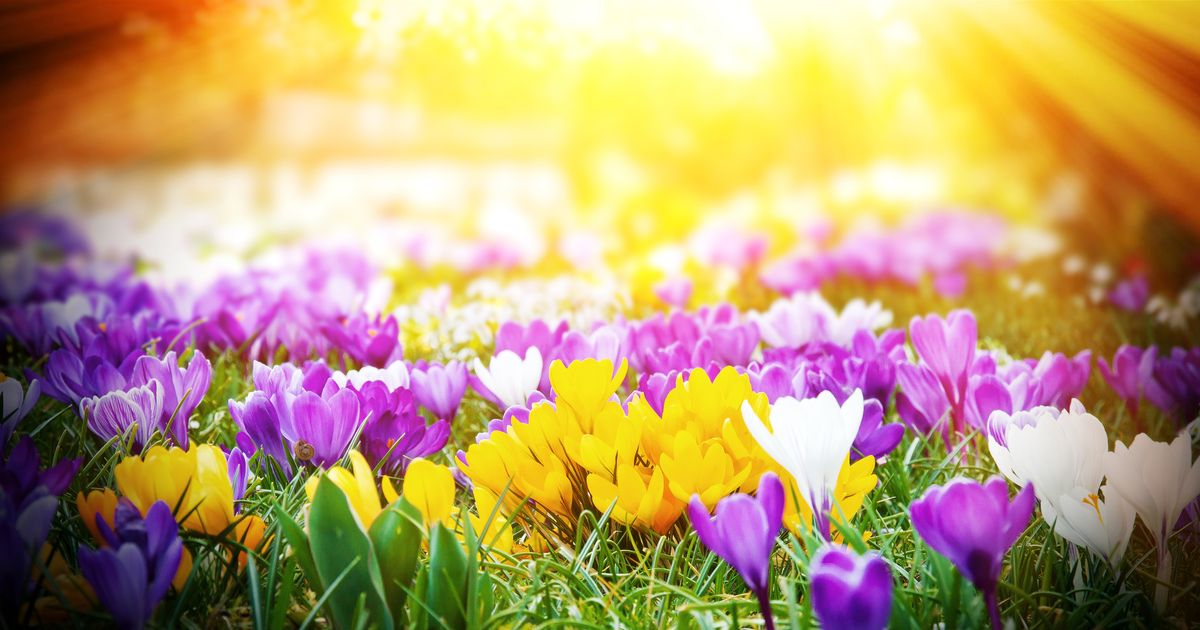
760,211,1008,296
896,310,1090,443
77,500,183,630
64,351,213,451
1100,345,1200,428
230,359,460,477
189,247,385,363
1,264,183,360
0,435,81,622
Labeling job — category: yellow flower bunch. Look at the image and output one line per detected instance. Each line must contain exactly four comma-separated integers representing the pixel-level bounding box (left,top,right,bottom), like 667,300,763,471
460,359,878,539
78,444,268,583
114,444,237,535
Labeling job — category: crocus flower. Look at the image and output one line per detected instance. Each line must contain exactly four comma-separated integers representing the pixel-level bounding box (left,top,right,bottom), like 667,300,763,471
1097,345,1156,424
80,381,164,451
291,388,361,468
0,376,39,451
986,401,1107,503
986,400,1134,566
1143,347,1200,426
411,361,468,421
687,472,784,630
77,500,182,630
320,312,404,368
131,351,212,448
742,390,864,539
1104,432,1200,609
1108,274,1149,312
329,360,410,392
114,445,235,535
472,347,543,410
402,458,456,527
305,450,386,527
905,310,977,434
809,544,892,630
910,476,1034,630
0,436,80,621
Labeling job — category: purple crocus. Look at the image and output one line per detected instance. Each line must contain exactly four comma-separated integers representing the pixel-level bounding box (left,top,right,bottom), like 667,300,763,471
78,500,183,630
907,310,977,429
909,476,1034,630
853,399,904,461
687,472,784,630
288,388,361,469
810,544,893,630
1144,346,1200,426
0,436,80,622
320,313,404,368
0,377,40,452
1108,274,1149,312
131,351,212,448
80,381,164,451
410,361,468,421
1098,345,1156,428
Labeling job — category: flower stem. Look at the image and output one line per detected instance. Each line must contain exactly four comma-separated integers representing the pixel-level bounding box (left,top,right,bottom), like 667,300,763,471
1155,543,1172,612
755,588,777,630
984,589,1002,630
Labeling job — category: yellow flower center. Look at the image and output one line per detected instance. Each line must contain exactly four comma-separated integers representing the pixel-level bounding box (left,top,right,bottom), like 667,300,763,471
1082,493,1104,525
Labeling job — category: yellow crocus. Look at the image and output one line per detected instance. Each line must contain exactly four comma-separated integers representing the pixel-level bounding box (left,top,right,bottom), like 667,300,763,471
403,458,456,527
114,444,234,535
549,358,629,424
587,464,682,533
659,430,750,508
305,450,383,527
76,489,118,546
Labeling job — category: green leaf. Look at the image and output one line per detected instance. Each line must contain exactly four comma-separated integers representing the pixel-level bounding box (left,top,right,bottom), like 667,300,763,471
425,523,469,630
368,497,425,622
273,503,323,600
309,477,394,630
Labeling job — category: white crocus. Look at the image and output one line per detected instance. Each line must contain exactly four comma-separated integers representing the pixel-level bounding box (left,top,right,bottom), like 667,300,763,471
1104,432,1200,610
473,347,543,410
742,389,863,533
752,292,838,349
1044,485,1135,568
1105,433,1200,546
828,298,893,346
988,400,1135,567
1001,400,1108,503
331,361,410,392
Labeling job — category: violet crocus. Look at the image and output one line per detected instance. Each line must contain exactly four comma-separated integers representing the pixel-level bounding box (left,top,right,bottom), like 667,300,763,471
809,544,893,630
410,361,468,421
0,376,40,451
0,436,80,622
1144,347,1200,426
910,476,1034,630
78,500,183,630
687,472,784,630
286,388,361,469
131,351,212,448
320,312,404,368
1098,345,1156,427
80,381,164,451
1108,274,1149,312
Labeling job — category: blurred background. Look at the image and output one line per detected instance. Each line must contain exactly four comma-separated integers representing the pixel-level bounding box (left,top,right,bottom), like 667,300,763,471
1,0,1199,286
